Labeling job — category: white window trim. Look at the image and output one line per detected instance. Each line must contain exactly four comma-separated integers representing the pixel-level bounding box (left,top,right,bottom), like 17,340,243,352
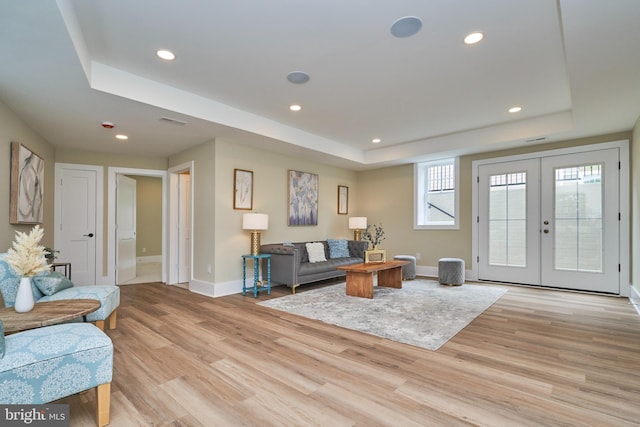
414,157,460,230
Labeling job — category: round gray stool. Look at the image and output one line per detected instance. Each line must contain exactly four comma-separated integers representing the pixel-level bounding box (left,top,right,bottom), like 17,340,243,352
438,258,465,286
393,255,416,280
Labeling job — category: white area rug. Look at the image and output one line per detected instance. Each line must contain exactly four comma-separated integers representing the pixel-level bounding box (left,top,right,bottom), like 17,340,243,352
258,280,507,351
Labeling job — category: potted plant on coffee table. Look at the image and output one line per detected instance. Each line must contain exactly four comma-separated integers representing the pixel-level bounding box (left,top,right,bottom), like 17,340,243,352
363,222,386,263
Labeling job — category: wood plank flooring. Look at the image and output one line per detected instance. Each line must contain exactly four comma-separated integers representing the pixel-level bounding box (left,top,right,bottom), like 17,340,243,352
59,279,640,426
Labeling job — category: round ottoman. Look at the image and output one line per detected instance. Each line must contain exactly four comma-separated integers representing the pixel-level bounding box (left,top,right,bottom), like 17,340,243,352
438,258,465,286
393,255,416,280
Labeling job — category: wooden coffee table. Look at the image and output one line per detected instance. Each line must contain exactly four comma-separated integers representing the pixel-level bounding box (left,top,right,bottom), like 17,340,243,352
337,260,410,299
0,299,100,333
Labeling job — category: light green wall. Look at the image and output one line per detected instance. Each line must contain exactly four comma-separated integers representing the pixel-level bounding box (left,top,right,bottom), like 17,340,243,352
213,138,359,283
129,175,162,257
0,99,55,250
357,131,633,269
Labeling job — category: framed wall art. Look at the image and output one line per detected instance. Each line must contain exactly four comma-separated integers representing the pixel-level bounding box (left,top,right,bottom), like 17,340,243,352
233,168,253,210
338,185,348,215
10,141,44,224
288,170,318,226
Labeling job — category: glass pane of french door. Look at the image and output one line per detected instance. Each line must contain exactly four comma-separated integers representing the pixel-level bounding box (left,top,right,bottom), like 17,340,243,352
540,149,619,293
478,159,540,284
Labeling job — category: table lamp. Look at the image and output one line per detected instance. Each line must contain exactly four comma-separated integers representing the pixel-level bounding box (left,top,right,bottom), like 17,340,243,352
348,216,367,240
243,213,269,255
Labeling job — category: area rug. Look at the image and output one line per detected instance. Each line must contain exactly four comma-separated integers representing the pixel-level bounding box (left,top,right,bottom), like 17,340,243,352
258,280,507,351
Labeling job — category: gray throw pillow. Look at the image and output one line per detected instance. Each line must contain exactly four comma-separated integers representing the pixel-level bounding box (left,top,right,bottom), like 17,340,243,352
32,271,74,296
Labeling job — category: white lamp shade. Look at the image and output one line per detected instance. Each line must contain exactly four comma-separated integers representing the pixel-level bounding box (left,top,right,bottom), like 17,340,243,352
348,217,367,229
243,213,269,230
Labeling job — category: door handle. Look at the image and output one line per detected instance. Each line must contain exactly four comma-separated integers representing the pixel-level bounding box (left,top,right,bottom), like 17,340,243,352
543,229,549,234
83,233,94,238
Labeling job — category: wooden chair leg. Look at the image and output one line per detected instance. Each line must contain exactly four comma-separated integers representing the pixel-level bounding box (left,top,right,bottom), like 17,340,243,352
94,320,105,331
107,309,117,330
96,383,111,427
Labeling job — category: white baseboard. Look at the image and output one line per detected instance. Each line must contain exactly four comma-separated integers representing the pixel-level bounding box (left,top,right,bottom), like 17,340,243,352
188,278,284,298
136,255,162,263
630,285,640,316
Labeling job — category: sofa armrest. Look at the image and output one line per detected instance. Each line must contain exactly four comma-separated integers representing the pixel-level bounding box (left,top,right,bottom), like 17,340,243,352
260,244,300,286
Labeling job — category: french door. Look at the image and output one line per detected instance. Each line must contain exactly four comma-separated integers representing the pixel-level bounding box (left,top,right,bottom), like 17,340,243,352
477,148,620,294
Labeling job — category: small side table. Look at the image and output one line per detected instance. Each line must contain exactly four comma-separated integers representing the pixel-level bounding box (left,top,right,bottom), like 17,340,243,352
51,262,72,280
242,254,271,298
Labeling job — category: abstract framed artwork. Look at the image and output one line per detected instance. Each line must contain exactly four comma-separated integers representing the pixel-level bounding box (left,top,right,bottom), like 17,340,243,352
288,170,318,226
338,185,348,215
10,141,44,224
233,168,253,210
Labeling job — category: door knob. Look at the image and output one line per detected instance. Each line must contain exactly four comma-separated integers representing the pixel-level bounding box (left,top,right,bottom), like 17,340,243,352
543,229,549,234
83,233,94,238
543,220,549,225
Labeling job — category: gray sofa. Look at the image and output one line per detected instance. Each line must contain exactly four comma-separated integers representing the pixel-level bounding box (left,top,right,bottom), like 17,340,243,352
260,240,367,293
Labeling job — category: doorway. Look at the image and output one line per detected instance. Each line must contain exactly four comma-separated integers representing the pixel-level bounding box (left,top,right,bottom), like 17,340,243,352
473,141,629,295
107,167,167,286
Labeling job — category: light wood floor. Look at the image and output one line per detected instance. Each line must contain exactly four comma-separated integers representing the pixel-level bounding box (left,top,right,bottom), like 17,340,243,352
61,279,640,426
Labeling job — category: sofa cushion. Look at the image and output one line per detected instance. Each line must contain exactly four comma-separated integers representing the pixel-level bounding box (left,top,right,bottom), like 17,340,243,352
327,239,350,258
39,285,120,323
306,242,327,263
0,323,112,404
32,271,74,296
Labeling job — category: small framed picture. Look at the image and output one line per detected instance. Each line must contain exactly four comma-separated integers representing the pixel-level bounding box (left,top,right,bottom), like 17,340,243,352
234,169,253,210
338,185,348,215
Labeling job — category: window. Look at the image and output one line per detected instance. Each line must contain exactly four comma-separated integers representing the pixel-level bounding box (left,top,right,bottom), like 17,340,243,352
415,158,459,229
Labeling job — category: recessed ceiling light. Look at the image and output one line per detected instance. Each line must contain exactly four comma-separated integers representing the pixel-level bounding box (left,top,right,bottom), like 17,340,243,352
390,16,423,38
372,138,381,144
156,49,175,60
289,104,302,112
508,106,523,113
115,134,129,140
464,32,484,45
287,71,310,84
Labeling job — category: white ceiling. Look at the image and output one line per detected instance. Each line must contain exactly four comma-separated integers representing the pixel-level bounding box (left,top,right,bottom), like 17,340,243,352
1,0,639,170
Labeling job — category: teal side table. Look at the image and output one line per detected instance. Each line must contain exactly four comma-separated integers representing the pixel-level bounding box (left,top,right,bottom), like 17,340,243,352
242,254,271,298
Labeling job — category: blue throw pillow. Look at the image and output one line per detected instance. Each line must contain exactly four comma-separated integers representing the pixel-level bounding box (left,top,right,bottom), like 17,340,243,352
32,271,74,296
327,239,350,259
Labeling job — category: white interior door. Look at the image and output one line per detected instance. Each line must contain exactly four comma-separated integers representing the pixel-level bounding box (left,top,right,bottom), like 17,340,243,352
478,148,620,294
178,173,191,283
116,175,137,283
55,166,97,285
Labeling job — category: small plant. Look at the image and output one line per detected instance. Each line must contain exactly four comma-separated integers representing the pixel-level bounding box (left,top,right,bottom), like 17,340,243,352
44,247,60,263
363,222,386,249
5,225,51,277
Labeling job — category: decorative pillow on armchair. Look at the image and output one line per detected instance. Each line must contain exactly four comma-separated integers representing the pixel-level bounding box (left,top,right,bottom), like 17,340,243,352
305,242,327,263
32,271,74,296
327,239,350,259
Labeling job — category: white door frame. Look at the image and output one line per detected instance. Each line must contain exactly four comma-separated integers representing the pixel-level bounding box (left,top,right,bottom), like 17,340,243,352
168,161,194,285
472,140,630,297
54,163,104,284
107,167,167,286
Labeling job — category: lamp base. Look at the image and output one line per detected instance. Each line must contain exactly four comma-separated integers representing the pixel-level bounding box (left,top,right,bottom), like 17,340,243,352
353,230,363,241
250,231,261,255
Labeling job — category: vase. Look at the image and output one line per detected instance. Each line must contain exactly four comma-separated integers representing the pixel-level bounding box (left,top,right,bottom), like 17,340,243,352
14,277,35,313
